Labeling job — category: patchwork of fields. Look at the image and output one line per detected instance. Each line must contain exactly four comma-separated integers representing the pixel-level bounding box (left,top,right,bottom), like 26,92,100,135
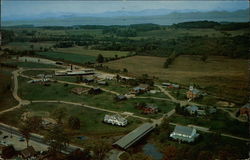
105,55,248,102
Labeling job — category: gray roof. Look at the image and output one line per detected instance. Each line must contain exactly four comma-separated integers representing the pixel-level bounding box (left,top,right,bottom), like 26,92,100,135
242,103,250,109
113,123,155,149
173,126,194,136
186,105,198,112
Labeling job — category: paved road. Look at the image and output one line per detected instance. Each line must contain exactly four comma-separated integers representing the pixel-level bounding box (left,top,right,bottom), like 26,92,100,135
0,123,83,153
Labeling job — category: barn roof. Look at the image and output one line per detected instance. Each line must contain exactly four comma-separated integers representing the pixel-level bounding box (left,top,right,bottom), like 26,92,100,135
113,123,155,149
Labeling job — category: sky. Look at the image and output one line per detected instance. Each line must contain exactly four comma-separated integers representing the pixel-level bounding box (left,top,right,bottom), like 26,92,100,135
2,0,249,19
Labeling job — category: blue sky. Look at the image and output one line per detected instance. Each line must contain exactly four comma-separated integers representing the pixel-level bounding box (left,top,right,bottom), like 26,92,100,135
2,0,249,19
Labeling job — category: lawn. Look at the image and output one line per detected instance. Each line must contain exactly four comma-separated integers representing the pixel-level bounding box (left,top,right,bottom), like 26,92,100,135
169,110,248,138
0,102,142,137
55,47,130,58
36,51,96,64
5,61,59,68
18,76,175,119
104,55,248,103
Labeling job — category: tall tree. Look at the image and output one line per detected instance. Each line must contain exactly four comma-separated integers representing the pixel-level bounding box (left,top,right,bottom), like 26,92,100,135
96,54,104,63
68,116,81,130
19,116,42,147
84,139,111,160
52,107,68,124
19,124,31,147
45,125,69,154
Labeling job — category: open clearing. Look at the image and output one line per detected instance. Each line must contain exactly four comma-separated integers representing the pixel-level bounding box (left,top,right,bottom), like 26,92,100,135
104,55,248,103
0,102,142,137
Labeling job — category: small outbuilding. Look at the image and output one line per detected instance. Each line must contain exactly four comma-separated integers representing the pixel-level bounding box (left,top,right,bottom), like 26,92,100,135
88,88,102,95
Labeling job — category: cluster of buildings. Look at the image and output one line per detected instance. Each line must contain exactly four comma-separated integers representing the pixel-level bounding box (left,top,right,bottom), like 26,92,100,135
103,114,128,127
55,68,95,76
0,145,37,160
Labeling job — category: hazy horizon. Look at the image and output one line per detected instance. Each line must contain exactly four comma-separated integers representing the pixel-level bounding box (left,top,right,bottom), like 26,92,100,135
2,0,249,21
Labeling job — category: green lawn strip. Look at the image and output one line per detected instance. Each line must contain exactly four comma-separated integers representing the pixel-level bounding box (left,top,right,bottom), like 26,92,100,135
90,80,131,94
5,62,59,68
36,51,96,64
169,110,248,138
55,47,130,58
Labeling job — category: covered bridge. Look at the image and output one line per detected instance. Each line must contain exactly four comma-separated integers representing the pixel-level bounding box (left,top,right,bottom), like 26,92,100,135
113,123,155,150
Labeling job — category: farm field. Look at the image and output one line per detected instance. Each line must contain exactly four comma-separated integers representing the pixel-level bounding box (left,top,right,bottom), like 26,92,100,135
3,42,55,51
55,47,130,58
35,51,96,64
105,55,249,103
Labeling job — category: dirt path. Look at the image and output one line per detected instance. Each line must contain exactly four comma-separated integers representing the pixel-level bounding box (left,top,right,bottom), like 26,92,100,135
219,107,246,122
0,69,30,115
31,100,148,121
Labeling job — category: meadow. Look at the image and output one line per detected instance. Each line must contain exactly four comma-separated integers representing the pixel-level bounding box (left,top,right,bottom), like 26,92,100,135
54,47,130,58
105,55,248,103
35,51,96,64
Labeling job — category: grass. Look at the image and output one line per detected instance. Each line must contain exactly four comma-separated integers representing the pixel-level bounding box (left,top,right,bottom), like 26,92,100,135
105,55,248,103
36,51,96,64
18,76,175,119
4,42,55,51
5,61,59,68
169,110,248,138
0,102,142,137
55,47,130,58
0,68,18,111
149,129,249,159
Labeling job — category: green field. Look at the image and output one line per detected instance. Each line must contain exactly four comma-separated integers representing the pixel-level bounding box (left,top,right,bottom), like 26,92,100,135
18,76,175,118
5,61,59,68
36,51,96,64
4,42,55,51
55,47,130,58
0,102,142,137
169,110,248,138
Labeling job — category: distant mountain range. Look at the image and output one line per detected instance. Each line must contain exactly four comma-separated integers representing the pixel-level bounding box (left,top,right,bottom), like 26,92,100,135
2,8,249,26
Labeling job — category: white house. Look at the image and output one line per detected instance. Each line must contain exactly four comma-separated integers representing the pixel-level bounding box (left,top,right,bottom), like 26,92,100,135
104,114,128,127
170,125,199,142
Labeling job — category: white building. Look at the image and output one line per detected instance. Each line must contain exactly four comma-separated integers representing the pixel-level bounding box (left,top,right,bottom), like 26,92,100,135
170,125,199,142
103,114,127,127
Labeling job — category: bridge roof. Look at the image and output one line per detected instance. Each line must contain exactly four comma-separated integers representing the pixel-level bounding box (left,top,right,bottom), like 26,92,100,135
113,123,155,149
